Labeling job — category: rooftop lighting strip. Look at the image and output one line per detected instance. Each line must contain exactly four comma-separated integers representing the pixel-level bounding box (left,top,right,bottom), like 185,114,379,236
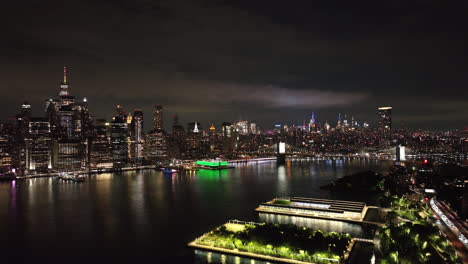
430,198,468,249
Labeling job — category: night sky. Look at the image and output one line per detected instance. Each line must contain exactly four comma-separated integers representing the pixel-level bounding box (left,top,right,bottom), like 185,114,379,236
1,0,467,131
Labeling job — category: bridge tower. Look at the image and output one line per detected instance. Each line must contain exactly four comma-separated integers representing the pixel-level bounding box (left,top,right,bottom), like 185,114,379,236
277,142,286,165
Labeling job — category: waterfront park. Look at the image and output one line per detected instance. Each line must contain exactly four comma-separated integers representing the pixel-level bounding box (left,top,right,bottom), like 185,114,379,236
190,220,351,263
189,169,464,264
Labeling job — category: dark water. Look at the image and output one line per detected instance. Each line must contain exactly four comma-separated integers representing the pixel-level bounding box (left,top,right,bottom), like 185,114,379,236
0,159,391,263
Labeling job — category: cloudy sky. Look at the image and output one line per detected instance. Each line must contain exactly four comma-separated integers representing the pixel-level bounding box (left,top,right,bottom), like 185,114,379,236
1,0,467,130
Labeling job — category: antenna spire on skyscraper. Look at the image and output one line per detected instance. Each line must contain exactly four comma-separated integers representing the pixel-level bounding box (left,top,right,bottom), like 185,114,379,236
63,66,67,84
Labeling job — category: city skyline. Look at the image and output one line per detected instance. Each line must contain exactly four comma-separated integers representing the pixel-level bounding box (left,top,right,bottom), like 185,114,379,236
2,1,467,130
2,66,464,133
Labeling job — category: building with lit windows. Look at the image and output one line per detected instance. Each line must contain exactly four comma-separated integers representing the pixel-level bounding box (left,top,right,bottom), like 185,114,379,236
236,121,249,135
26,118,52,173
130,109,144,165
153,105,163,131
90,119,112,168
378,106,392,131
52,139,83,171
110,110,129,168
144,130,167,163
256,197,367,221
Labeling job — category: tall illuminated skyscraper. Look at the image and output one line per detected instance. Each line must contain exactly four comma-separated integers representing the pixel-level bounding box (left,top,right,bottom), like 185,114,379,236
59,66,75,106
378,106,392,130
309,112,316,132
59,66,69,97
130,109,144,164
110,107,128,168
153,105,163,131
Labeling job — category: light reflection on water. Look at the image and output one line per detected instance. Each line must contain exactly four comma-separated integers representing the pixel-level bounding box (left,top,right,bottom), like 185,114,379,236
258,213,368,238
0,159,391,263
195,250,271,264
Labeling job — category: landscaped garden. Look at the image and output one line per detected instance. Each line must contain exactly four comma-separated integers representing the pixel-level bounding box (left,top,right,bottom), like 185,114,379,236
195,222,352,263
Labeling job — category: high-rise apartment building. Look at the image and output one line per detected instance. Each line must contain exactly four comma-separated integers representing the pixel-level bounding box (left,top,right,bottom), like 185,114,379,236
378,106,392,130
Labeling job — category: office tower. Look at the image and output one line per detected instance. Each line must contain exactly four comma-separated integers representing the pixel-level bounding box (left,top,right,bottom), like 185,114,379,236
324,121,330,131
343,114,349,128
71,97,92,139
90,119,112,168
378,106,392,130
187,122,202,134
153,105,163,131
144,130,167,163
17,102,31,138
221,122,237,153
309,112,316,132
57,104,74,138
59,67,75,106
236,121,249,135
250,123,257,134
13,103,32,175
45,99,58,134
208,124,217,152
171,115,186,156
59,66,69,97
0,122,14,174
130,109,144,164
337,113,342,129
52,139,83,171
185,122,202,156
110,109,128,168
115,104,126,120
26,118,52,172
221,122,233,138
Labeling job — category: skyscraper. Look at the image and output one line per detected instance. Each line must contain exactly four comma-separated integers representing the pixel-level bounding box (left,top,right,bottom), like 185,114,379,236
59,67,75,106
153,105,163,131
26,118,52,172
130,109,144,164
171,115,186,157
308,112,316,132
378,106,392,131
110,107,128,168
90,119,112,168
59,66,69,97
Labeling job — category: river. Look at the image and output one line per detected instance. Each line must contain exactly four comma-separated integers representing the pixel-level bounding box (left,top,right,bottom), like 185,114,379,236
0,159,392,263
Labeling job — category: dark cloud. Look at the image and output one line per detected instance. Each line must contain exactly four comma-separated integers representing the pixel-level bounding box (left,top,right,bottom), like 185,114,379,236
0,0,467,130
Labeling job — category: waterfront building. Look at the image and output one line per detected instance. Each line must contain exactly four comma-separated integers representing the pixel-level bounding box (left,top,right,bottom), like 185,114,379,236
52,139,83,171
110,109,129,168
26,118,52,173
144,130,167,163
90,119,112,168
171,115,186,157
130,109,144,165
0,122,14,173
256,197,367,221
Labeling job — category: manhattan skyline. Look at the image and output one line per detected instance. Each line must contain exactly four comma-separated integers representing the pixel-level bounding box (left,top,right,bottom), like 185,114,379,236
1,0,467,130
